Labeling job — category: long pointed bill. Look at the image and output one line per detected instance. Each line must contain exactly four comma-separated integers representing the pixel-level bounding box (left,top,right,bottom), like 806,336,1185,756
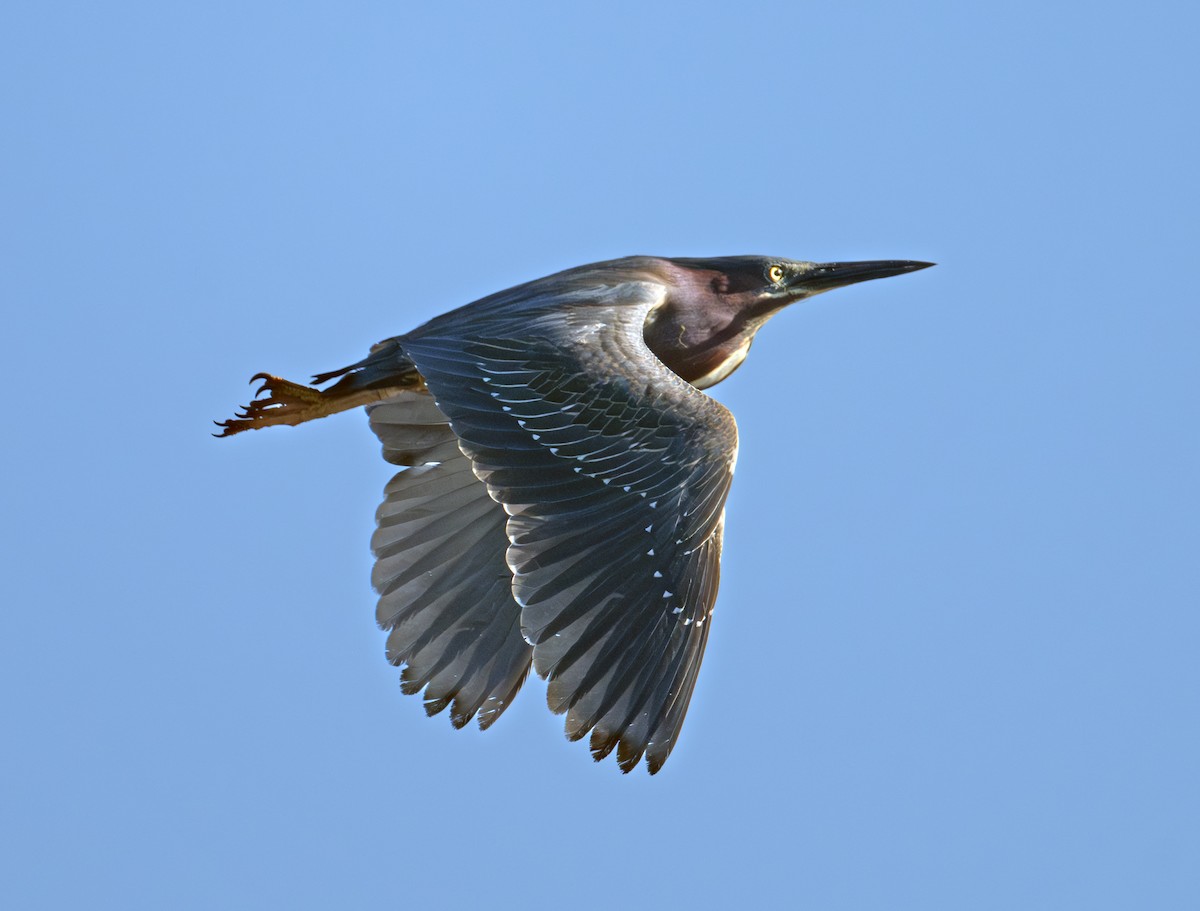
801,259,935,293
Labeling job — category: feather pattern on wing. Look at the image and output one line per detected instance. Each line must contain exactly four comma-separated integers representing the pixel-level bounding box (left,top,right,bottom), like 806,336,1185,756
397,279,738,772
367,392,532,730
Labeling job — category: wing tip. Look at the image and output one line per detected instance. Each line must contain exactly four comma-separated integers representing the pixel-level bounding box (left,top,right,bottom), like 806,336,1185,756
583,726,674,775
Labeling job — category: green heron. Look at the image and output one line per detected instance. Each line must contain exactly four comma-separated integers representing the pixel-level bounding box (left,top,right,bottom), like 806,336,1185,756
217,255,933,773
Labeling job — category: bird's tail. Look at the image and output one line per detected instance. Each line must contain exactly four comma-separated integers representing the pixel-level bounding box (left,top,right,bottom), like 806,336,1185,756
215,337,424,437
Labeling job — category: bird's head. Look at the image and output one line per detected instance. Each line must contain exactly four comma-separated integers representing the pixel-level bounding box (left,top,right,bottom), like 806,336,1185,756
645,255,934,388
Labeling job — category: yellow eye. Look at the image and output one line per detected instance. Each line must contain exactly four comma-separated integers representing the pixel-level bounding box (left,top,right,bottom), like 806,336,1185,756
768,265,785,283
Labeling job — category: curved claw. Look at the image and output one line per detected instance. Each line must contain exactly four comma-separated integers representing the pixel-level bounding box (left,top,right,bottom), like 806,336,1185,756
214,373,330,437
215,364,424,438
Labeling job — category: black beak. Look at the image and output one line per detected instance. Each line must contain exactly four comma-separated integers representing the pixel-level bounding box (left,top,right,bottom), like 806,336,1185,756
800,260,935,292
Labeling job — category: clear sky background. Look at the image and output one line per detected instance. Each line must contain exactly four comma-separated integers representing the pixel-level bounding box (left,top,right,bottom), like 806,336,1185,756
3,2,1197,908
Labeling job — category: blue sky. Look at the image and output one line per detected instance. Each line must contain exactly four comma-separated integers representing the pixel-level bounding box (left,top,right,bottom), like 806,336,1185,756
3,2,1197,908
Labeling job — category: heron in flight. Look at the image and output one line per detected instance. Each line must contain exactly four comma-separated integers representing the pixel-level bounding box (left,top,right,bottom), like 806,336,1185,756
217,255,933,773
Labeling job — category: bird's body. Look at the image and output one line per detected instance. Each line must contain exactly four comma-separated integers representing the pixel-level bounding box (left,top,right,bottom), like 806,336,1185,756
218,254,932,773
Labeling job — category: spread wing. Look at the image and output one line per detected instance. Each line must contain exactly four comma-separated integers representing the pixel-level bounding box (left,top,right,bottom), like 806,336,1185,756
399,281,738,773
367,391,532,731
